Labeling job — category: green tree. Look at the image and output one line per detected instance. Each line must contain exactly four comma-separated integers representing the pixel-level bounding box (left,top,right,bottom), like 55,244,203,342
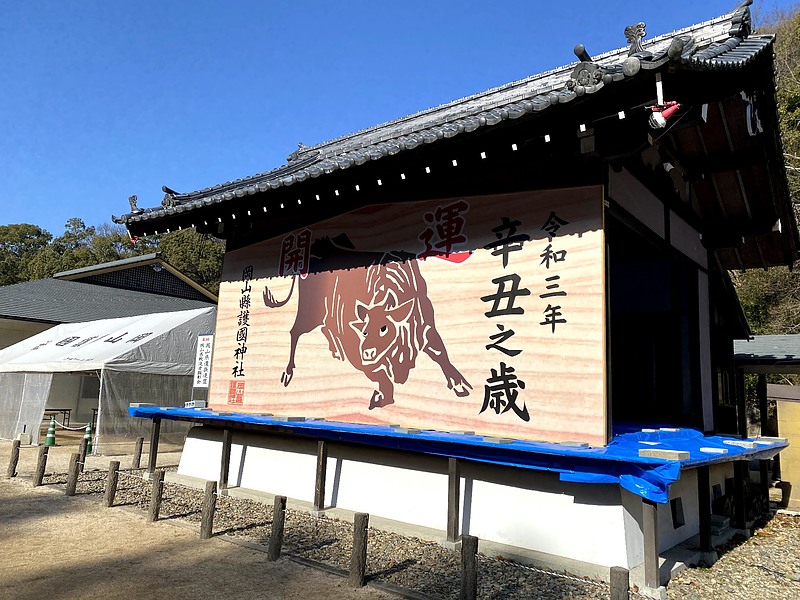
768,5,800,205
733,8,800,422
733,7,800,334
0,224,53,285
26,218,98,279
731,268,800,334
92,223,154,264
157,228,225,295
23,219,157,280
0,218,224,295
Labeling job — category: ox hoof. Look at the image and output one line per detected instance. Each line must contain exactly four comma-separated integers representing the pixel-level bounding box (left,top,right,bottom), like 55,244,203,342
281,371,293,387
453,383,471,397
368,392,394,410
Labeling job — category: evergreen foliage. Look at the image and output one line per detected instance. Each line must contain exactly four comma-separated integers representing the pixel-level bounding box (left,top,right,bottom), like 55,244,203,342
0,218,224,295
733,6,800,334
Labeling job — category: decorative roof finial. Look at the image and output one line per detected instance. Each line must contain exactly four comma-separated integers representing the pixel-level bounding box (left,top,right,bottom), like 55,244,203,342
625,22,646,56
729,0,752,38
161,185,178,208
287,142,309,162
573,43,592,63
128,195,143,214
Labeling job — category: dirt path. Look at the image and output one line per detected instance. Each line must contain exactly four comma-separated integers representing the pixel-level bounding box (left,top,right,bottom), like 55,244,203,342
0,442,390,600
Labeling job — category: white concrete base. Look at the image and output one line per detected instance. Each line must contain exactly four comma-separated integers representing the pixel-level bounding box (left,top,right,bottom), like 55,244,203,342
636,585,668,600
168,474,617,583
175,425,709,581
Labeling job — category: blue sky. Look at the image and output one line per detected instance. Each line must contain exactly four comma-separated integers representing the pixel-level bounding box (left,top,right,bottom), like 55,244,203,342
1,0,797,236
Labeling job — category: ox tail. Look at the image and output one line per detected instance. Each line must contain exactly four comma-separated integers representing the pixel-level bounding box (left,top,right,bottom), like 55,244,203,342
263,276,296,308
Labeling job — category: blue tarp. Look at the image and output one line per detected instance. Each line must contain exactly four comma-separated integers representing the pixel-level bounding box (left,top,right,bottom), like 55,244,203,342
129,406,787,504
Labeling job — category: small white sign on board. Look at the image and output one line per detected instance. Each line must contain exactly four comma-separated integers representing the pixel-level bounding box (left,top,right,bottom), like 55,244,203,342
193,334,214,389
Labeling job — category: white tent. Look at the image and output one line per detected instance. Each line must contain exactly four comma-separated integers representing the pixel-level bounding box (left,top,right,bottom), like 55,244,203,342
0,307,216,453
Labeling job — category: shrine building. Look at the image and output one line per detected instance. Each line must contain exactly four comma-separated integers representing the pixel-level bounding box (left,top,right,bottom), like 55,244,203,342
114,2,796,594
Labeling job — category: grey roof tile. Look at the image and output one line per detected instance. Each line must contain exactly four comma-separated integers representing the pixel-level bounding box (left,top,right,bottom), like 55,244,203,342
0,279,214,324
734,335,800,362
53,253,160,279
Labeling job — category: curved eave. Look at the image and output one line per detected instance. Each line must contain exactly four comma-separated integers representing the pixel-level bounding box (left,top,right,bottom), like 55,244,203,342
115,14,773,230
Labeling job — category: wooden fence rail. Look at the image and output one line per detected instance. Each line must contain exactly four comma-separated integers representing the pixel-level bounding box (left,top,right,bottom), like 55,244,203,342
6,440,20,478
349,512,369,588
148,469,165,522
65,453,80,496
200,480,217,539
78,438,88,474
104,460,120,507
131,436,144,470
610,565,630,600
33,446,49,487
460,535,478,600
268,495,287,560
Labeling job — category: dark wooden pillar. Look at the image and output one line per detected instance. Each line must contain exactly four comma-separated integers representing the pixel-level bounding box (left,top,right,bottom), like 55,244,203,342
772,384,783,479
735,368,747,439
642,499,660,590
447,457,461,542
697,466,712,553
147,418,161,475
757,374,768,436
733,460,748,530
314,441,328,512
760,459,770,510
219,428,232,491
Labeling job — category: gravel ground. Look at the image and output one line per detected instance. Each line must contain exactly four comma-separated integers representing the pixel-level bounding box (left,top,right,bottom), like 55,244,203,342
665,513,800,600
7,441,800,599
45,469,611,600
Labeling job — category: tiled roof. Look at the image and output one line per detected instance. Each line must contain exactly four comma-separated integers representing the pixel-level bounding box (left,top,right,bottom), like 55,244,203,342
0,279,215,324
114,2,769,227
734,335,800,364
52,253,218,303
53,253,160,278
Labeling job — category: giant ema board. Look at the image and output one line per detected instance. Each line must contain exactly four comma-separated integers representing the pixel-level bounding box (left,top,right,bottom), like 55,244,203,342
209,187,607,445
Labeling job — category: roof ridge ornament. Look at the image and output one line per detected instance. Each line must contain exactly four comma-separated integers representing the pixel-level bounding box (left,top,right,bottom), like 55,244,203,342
667,34,697,62
573,43,592,63
287,142,307,162
128,195,143,214
566,44,608,96
625,22,646,55
162,185,178,208
729,0,752,38
287,142,321,163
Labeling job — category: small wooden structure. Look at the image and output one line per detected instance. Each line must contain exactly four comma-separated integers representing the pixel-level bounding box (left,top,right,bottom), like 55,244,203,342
735,335,800,507
771,384,800,508
0,253,216,350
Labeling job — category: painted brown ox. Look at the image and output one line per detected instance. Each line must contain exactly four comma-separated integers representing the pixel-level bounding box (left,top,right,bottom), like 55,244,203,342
263,235,471,409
